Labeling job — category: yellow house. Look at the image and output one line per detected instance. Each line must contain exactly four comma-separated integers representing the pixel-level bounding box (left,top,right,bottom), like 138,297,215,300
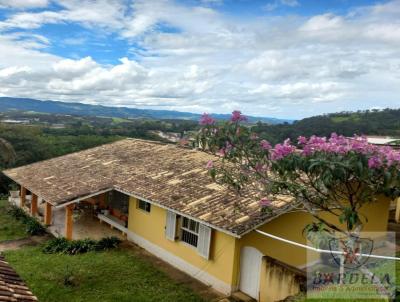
3,139,392,302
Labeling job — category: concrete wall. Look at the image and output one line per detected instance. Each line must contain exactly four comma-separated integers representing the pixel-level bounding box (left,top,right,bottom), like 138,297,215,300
260,256,305,302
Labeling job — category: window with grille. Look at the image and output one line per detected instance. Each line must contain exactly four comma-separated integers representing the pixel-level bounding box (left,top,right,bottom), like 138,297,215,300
181,217,199,247
138,199,151,213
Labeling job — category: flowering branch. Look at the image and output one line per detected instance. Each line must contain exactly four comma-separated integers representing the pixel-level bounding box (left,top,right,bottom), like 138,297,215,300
197,111,400,237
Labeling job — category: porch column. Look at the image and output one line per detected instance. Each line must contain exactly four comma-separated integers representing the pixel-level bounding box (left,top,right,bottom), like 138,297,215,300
98,193,106,208
65,204,74,240
20,187,26,208
30,194,38,216
395,198,400,223
44,202,52,225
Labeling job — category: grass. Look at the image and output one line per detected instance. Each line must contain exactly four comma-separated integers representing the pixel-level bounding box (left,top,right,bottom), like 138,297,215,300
0,199,28,242
112,117,129,124
3,245,206,302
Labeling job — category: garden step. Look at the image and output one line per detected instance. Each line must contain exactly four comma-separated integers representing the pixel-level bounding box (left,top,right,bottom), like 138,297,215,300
230,291,256,302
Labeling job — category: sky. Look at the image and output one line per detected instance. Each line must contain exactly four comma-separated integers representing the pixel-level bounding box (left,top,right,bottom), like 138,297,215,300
0,0,399,119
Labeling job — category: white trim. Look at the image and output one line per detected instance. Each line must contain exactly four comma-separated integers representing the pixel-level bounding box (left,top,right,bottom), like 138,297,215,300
126,229,234,295
97,214,128,233
255,229,400,261
54,188,113,209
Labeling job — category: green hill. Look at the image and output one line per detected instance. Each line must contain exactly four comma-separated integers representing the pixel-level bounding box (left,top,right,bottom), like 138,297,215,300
252,109,400,144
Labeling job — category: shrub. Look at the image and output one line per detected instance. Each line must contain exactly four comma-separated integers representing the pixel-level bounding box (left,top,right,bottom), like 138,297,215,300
42,237,70,254
95,236,121,251
68,238,97,255
43,236,121,255
7,205,28,221
7,204,46,235
25,218,46,235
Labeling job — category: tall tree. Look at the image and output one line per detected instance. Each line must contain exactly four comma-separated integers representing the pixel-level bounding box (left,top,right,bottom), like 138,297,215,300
0,138,16,166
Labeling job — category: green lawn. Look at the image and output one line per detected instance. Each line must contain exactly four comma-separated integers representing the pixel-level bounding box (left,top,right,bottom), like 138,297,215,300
0,199,28,242
4,245,206,302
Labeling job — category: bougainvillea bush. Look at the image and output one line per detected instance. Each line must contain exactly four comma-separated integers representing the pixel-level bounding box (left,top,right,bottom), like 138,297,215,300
197,111,400,236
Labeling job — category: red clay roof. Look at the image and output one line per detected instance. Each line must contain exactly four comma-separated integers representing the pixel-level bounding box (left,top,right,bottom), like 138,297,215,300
0,255,37,302
3,139,293,236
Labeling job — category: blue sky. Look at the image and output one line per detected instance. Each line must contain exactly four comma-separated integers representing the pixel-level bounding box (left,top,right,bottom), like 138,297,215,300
0,0,399,119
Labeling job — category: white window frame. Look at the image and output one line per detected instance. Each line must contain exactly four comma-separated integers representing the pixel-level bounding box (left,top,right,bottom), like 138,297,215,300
180,217,200,248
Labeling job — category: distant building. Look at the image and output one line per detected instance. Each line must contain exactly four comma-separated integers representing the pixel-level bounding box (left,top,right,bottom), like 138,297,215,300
1,119,30,124
362,136,400,149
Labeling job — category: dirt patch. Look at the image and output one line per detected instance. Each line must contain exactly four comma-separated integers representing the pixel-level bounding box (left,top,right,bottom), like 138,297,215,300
0,234,51,252
120,241,225,301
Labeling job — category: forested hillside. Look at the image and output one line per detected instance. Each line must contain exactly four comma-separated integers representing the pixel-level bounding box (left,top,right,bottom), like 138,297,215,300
252,108,400,144
0,113,198,192
1,107,400,192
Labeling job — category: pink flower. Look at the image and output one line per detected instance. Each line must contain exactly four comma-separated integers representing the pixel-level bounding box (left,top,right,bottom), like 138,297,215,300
260,139,272,150
368,156,382,169
231,110,247,122
271,139,295,160
199,113,215,125
217,148,226,156
259,198,272,207
297,136,307,145
205,160,214,169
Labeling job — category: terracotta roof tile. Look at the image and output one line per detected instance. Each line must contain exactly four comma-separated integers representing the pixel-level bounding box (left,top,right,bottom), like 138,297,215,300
0,255,37,302
3,139,293,236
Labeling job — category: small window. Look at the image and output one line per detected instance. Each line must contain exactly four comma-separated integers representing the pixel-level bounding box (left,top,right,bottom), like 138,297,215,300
138,199,151,213
181,217,199,247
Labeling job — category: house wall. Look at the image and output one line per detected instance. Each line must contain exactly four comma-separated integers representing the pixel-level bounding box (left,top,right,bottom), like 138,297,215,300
126,194,390,299
238,196,391,270
236,196,391,301
126,197,239,294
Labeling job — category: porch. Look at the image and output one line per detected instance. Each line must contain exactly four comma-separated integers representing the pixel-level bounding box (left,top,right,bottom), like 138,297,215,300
9,188,129,241
47,204,126,240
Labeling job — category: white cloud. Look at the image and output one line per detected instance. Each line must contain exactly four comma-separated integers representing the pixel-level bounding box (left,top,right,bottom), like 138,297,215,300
0,0,126,31
0,0,48,9
0,0,400,118
264,0,299,11
281,0,299,7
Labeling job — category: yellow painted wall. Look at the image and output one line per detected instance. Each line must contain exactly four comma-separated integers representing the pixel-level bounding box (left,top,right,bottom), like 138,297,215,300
127,197,238,286
236,196,391,285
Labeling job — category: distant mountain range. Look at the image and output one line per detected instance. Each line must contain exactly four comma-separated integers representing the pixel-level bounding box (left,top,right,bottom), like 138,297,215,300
0,97,292,124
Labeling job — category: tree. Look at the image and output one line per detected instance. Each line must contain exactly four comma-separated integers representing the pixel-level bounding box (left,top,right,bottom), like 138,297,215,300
197,111,400,237
198,111,400,291
0,138,16,166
